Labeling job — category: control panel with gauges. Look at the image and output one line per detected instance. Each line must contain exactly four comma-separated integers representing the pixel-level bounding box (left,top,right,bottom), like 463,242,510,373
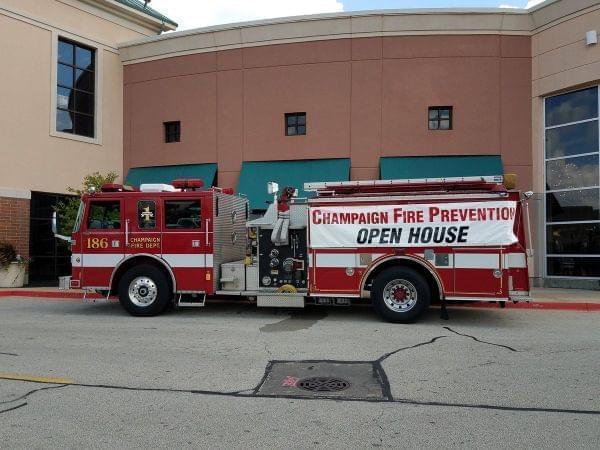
257,228,308,290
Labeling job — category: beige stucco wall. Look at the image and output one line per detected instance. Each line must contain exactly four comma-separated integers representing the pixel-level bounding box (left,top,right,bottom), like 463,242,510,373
530,0,600,283
0,0,162,194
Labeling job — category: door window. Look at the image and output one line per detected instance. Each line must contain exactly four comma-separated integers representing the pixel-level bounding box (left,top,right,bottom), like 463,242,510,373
164,200,201,229
87,201,121,230
137,200,156,229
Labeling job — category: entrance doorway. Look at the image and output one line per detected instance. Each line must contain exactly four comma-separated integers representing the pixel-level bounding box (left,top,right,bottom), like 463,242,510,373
29,192,73,286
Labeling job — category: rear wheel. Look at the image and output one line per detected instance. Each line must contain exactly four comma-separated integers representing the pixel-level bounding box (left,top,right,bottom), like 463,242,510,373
371,266,430,323
118,264,171,316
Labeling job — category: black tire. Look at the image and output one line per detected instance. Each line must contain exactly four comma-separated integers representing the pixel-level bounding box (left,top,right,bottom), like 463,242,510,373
371,266,430,323
118,264,172,316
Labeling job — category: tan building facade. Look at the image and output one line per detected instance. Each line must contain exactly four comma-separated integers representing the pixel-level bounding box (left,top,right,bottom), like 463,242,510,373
0,0,175,283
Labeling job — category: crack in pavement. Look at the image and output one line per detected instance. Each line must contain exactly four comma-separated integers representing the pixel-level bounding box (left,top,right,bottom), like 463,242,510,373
0,402,27,414
0,384,69,405
0,352,18,356
0,384,69,415
0,378,598,416
443,326,518,352
376,336,448,363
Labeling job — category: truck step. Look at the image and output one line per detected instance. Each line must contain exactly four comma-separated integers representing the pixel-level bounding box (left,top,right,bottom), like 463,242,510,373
177,293,206,308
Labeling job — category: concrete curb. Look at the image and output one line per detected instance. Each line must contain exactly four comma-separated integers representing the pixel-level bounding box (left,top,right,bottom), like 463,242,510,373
0,290,599,311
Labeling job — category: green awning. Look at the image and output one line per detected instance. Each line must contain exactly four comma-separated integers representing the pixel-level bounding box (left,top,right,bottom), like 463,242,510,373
126,164,217,187
380,155,503,180
238,158,351,209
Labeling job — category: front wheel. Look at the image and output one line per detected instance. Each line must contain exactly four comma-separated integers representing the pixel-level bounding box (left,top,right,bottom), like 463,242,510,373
371,267,430,323
118,264,172,316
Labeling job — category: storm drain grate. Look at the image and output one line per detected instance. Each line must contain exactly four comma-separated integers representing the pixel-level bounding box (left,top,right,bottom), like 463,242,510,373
297,377,350,392
255,361,388,400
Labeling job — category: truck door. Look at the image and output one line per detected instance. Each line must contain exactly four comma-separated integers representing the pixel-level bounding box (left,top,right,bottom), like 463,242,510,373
453,248,505,298
125,198,162,257
80,198,124,288
161,196,209,292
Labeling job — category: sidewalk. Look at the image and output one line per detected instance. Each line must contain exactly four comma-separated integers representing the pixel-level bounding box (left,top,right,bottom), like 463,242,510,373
0,286,599,311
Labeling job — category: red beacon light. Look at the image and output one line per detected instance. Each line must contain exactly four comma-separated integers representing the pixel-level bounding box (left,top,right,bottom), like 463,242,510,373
172,179,204,191
100,183,124,192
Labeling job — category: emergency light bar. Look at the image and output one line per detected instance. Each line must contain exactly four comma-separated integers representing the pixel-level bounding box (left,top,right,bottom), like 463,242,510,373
172,179,204,190
101,183,124,192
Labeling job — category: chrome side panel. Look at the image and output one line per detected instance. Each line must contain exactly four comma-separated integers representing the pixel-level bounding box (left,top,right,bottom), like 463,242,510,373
213,193,248,291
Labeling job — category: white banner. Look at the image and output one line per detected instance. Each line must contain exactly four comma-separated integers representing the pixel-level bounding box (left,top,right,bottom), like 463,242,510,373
309,201,518,248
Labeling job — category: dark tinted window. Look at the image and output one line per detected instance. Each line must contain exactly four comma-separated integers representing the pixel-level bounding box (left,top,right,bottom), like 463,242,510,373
87,201,120,230
547,257,600,277
545,121,598,159
138,201,156,229
165,200,201,229
285,113,306,136
428,107,452,130
545,87,598,127
546,223,600,255
56,38,95,138
545,154,599,190
546,189,600,222
164,121,180,143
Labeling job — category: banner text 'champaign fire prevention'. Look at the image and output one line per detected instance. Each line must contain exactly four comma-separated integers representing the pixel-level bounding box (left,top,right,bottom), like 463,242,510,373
309,201,518,248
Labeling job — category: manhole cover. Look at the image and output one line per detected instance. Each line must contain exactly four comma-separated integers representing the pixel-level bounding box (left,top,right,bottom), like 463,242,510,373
255,361,389,400
297,377,351,392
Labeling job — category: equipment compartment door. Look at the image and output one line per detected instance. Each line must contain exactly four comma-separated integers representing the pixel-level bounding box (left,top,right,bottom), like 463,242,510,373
161,197,208,292
453,248,504,297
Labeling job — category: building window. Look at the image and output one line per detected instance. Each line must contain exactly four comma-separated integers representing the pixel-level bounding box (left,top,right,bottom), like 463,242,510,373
56,38,95,138
164,121,181,143
285,113,306,136
428,107,452,130
544,86,600,278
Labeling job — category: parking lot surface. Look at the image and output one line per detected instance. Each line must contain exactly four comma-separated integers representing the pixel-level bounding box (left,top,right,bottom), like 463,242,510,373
0,297,599,448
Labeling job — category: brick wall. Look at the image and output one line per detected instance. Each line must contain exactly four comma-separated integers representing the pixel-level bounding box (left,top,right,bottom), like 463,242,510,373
0,196,30,258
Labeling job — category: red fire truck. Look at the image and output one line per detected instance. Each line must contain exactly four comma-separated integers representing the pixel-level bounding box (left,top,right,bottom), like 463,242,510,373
54,176,532,323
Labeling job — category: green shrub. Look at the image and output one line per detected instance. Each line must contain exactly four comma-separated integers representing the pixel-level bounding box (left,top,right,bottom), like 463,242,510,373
54,171,119,236
0,241,17,269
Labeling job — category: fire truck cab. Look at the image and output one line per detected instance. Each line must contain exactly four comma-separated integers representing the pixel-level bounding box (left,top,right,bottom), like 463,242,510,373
61,175,531,323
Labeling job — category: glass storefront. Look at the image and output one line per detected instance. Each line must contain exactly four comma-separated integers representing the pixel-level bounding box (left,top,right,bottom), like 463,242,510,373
545,86,600,278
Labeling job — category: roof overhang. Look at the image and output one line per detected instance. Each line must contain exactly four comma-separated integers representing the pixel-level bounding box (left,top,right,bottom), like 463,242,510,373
81,0,177,34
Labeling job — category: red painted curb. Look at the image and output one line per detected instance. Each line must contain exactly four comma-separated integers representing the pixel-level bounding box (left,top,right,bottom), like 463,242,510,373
0,290,598,311
0,290,102,300
451,301,600,312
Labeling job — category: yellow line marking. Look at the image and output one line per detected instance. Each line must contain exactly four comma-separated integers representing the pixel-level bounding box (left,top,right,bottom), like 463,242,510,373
0,373,74,385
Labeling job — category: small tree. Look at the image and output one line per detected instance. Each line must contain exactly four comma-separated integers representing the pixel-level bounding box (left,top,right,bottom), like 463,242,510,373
54,171,119,236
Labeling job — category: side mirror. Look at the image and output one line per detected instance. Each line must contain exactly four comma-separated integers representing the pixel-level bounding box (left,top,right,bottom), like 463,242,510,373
267,181,279,195
52,211,72,242
522,191,534,200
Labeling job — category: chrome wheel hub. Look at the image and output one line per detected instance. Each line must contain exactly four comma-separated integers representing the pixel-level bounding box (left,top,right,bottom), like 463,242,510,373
382,279,417,312
128,277,158,307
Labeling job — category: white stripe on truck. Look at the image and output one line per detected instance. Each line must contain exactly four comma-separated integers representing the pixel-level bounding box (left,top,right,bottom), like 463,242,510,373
73,253,213,268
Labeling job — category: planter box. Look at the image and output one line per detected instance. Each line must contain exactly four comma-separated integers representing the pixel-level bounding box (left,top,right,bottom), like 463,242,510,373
0,262,26,288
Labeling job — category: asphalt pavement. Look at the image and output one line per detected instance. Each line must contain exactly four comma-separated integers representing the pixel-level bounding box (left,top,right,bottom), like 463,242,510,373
0,297,598,448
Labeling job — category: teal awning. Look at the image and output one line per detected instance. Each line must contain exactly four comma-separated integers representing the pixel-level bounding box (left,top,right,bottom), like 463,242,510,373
238,158,350,209
126,164,217,187
380,155,503,180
